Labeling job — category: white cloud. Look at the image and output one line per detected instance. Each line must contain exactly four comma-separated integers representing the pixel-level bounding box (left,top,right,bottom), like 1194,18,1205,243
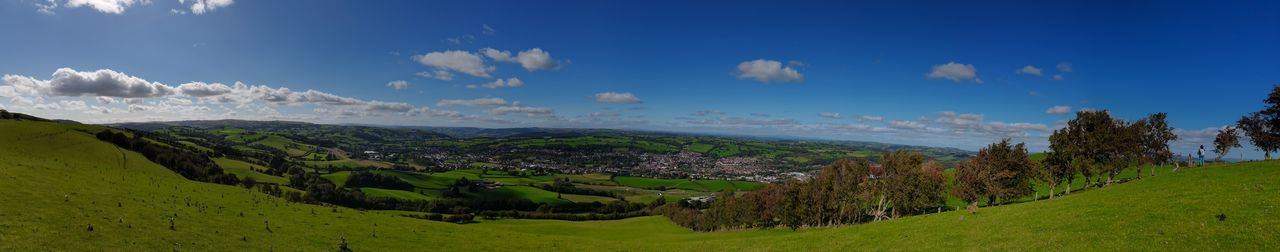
436,98,508,107
1016,65,1043,77
594,92,641,104
96,96,116,104
736,59,803,83
1052,74,1064,81
859,115,883,122
176,82,233,97
64,0,145,14
512,48,559,71
165,97,193,106
489,105,553,116
3,68,175,98
818,112,841,119
890,120,926,130
414,50,493,78
190,0,233,15
935,111,984,128
1057,62,1073,73
927,62,978,83
416,70,454,81
467,78,523,89
386,80,410,90
485,48,560,71
481,48,512,62
1045,105,1072,115
35,0,59,14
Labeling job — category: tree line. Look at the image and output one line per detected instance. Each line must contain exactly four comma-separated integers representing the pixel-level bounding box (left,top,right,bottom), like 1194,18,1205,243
659,108,1182,231
95,130,241,185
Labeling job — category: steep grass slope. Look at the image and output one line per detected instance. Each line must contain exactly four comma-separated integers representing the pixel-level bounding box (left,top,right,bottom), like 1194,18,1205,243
1,119,1277,251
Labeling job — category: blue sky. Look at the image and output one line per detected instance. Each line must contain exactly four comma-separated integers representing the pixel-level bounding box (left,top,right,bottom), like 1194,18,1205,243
1,0,1277,157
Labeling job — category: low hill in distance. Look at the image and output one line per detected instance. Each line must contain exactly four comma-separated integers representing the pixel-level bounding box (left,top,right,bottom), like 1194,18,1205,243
3,117,1277,251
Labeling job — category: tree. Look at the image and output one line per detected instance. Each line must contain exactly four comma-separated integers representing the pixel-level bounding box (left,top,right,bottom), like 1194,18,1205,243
878,151,945,217
1135,113,1177,178
1237,85,1280,160
1056,110,1128,188
950,159,988,213
1035,152,1072,199
1213,126,1242,162
1238,114,1278,160
979,139,1035,204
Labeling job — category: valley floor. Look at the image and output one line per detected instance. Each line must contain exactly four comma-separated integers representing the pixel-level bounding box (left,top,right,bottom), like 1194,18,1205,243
2,119,1278,251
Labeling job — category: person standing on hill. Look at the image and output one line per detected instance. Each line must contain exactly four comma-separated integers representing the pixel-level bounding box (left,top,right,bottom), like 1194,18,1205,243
1198,145,1206,167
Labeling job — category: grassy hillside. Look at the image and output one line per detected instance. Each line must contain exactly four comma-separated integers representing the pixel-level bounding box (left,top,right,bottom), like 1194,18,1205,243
2,119,1277,251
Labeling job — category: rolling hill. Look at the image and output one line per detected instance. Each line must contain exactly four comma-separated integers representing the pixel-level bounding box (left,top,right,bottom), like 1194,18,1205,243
2,118,1278,251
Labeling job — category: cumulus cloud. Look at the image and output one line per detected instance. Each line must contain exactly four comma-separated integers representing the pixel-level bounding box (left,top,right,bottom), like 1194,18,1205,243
926,62,978,83
414,50,493,78
63,0,146,14
436,98,508,107
1017,65,1043,77
488,105,553,116
386,80,410,90
485,48,560,71
859,115,883,122
190,0,233,15
594,92,641,104
818,112,841,119
1045,105,1072,115
176,82,233,97
935,111,984,128
467,78,523,89
481,48,512,62
3,68,175,98
736,59,803,83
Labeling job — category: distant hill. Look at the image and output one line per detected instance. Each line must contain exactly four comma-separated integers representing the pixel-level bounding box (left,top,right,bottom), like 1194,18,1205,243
3,116,1277,250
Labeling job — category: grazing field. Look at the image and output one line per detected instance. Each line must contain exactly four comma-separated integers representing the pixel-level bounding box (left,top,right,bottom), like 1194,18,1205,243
213,158,288,185
3,119,1278,251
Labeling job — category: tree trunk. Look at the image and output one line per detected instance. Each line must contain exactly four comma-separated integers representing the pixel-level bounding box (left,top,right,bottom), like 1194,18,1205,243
1065,177,1072,195
1136,165,1143,179
1047,183,1056,199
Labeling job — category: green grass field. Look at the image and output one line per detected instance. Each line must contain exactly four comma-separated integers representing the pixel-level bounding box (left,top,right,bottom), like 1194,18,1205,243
3,119,1278,251
213,158,288,185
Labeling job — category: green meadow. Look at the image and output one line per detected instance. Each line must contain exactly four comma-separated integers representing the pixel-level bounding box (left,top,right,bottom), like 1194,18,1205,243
2,119,1278,251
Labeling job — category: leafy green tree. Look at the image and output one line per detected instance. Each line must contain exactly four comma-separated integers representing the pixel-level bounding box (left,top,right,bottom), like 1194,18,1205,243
950,159,988,213
1057,110,1127,188
1035,152,1072,199
1214,126,1242,162
1238,86,1280,160
880,151,946,217
1135,113,1177,178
